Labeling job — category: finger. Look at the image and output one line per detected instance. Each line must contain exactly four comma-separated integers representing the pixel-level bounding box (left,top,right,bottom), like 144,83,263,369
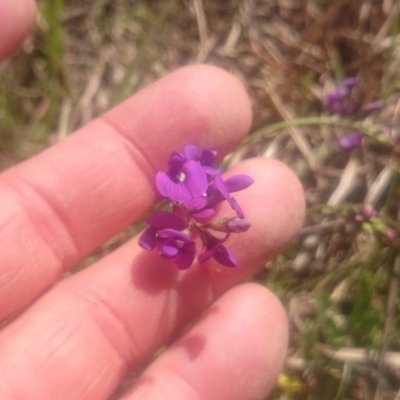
0,158,304,400
120,283,287,400
0,0,36,61
0,65,251,320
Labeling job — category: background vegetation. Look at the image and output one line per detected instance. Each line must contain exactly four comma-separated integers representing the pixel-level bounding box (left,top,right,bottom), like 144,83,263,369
1,0,400,399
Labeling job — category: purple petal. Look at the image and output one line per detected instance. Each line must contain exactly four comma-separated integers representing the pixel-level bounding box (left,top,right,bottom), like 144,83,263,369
156,171,188,200
168,153,185,174
330,102,344,114
229,196,245,219
324,86,349,105
160,242,179,258
192,208,216,219
175,243,196,270
146,211,186,230
184,144,200,161
324,78,358,112
198,248,215,264
214,174,230,200
226,219,251,233
198,231,228,264
198,242,237,267
138,227,157,250
200,147,217,166
342,77,358,88
156,161,208,202
213,245,237,267
324,94,339,106
225,174,254,192
183,197,216,219
338,132,363,150
184,196,208,212
206,188,225,208
214,175,245,218
181,160,208,196
202,165,221,176
341,102,357,116
159,228,194,243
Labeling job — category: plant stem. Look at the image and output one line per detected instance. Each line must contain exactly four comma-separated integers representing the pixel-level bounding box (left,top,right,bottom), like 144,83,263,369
223,116,382,168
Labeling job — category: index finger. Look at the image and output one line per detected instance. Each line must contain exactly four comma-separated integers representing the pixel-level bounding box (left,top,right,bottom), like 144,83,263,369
0,65,252,321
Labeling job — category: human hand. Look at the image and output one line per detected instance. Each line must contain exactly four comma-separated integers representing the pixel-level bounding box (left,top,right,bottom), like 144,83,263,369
0,1,305,399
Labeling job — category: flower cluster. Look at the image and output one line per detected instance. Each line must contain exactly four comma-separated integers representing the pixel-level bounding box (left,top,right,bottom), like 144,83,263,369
348,203,398,246
324,77,386,151
324,77,358,117
337,131,363,150
139,144,253,269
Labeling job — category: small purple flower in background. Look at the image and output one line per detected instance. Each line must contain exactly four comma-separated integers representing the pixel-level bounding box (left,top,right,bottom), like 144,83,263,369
139,144,253,269
338,131,363,150
360,204,375,222
324,77,358,116
353,204,376,223
383,228,397,244
323,77,388,150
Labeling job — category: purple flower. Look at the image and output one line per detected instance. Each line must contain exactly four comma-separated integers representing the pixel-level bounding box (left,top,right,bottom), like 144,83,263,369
208,174,254,218
353,204,376,223
337,132,363,150
198,232,237,267
155,229,196,269
181,172,253,220
183,144,220,177
156,152,208,202
140,145,253,270
383,228,397,244
139,211,187,250
324,78,358,116
183,196,216,220
138,211,195,269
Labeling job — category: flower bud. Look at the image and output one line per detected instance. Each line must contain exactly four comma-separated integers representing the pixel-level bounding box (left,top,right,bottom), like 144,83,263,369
226,219,251,233
208,217,251,233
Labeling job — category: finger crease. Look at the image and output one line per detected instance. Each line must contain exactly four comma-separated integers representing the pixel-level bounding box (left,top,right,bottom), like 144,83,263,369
77,291,141,369
0,174,80,271
99,116,157,186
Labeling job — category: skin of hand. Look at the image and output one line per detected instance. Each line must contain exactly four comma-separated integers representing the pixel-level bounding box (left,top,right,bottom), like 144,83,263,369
0,1,305,399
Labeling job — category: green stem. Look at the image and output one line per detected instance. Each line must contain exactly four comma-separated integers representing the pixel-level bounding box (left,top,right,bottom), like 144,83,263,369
246,116,377,144
224,116,382,168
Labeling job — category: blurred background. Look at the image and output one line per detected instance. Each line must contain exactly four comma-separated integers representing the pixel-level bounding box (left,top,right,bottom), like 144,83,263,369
1,1,400,399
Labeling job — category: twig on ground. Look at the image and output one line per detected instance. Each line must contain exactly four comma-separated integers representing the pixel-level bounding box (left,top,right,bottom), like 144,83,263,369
365,167,395,205
263,80,318,171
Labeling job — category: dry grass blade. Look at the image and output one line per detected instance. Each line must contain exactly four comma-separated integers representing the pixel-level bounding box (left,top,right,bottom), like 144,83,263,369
263,79,318,171
321,347,400,372
193,0,208,48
